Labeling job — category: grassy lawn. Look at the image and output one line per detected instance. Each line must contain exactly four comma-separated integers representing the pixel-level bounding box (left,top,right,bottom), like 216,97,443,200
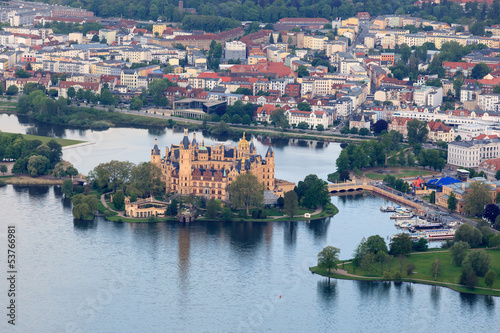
312,249,500,296
365,170,434,180
3,132,85,147
0,101,17,107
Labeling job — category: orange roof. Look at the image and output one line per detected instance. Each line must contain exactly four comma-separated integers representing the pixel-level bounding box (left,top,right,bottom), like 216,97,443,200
475,134,498,140
480,158,500,171
428,121,452,133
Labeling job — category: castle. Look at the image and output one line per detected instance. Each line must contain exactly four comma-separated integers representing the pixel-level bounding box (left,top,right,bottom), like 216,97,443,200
151,129,285,201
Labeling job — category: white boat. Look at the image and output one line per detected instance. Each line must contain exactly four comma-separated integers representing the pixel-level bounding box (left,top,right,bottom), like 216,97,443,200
390,212,414,219
395,207,411,214
410,229,455,241
380,206,396,212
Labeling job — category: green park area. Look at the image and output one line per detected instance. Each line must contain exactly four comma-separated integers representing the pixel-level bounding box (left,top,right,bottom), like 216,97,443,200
311,225,500,297
3,132,85,147
312,250,500,296
365,169,434,180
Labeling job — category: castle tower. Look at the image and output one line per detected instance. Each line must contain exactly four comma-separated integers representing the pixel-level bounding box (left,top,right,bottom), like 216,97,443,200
179,129,192,195
151,137,161,165
265,147,275,189
237,132,250,160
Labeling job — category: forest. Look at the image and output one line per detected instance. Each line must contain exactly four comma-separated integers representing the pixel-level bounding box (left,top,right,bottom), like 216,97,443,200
34,0,500,28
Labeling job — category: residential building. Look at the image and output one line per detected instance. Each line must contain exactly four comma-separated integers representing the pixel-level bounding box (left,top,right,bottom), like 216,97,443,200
427,121,455,142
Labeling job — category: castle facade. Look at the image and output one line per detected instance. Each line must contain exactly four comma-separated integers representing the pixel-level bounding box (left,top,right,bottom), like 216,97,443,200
151,129,276,201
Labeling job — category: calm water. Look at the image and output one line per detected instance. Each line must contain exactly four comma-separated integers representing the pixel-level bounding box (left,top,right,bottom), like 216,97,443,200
0,114,498,332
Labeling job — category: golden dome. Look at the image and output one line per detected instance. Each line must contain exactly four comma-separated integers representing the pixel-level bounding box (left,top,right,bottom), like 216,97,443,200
238,132,249,149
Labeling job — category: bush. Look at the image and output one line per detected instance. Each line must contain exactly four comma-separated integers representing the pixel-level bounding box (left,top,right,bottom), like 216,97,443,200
393,271,402,280
383,271,392,280
0,179,6,187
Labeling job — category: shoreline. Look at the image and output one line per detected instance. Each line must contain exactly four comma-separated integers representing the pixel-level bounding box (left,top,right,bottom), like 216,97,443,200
310,248,500,297
310,266,500,297
1,108,367,143
1,176,65,185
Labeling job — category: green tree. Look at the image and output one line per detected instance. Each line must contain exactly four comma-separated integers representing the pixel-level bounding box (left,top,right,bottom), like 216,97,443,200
73,203,90,219
270,108,289,130
167,199,178,216
316,124,324,131
27,155,50,177
317,246,341,274
67,87,76,99
295,174,329,209
0,164,7,175
430,190,436,204
15,68,31,78
460,267,478,288
389,233,412,256
297,65,309,78
91,34,99,42
447,192,457,212
463,250,490,277
221,207,233,221
485,270,496,289
228,172,265,216
406,262,416,278
365,235,388,254
407,119,428,145
359,128,370,136
206,198,221,219
6,85,18,96
483,203,500,223
62,179,73,198
284,190,299,220
471,62,491,79
130,162,163,197
130,97,143,110
450,241,471,266
464,181,492,217
235,87,253,95
113,191,125,210
454,223,483,248
297,121,309,130
430,258,441,281
297,102,311,111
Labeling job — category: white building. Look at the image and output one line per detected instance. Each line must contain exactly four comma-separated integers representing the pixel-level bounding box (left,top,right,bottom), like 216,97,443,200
448,138,500,168
285,109,331,128
414,86,443,107
478,94,500,111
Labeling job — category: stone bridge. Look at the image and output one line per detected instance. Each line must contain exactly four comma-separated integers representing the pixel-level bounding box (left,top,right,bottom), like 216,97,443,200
328,181,422,210
327,181,369,193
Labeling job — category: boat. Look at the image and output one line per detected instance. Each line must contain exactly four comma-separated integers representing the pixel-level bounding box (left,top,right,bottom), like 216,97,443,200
397,221,413,228
390,212,414,219
410,229,455,241
395,207,411,214
413,223,443,230
380,206,396,212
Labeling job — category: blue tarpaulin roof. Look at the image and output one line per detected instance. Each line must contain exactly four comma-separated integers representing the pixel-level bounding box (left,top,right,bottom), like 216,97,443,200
427,177,461,186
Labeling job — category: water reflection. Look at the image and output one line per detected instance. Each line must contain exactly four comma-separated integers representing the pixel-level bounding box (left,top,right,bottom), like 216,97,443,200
148,127,167,136
283,221,297,248
73,218,96,230
357,280,391,298
460,292,478,309
306,218,330,240
485,296,495,312
228,221,266,250
317,279,337,303
13,185,50,196
430,286,441,310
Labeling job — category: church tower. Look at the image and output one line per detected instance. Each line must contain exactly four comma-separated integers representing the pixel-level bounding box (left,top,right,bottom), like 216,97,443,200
151,137,161,166
265,147,275,189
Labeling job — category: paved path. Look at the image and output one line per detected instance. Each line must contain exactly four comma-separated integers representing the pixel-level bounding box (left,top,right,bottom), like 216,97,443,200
100,194,125,217
327,267,500,293
270,206,323,220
